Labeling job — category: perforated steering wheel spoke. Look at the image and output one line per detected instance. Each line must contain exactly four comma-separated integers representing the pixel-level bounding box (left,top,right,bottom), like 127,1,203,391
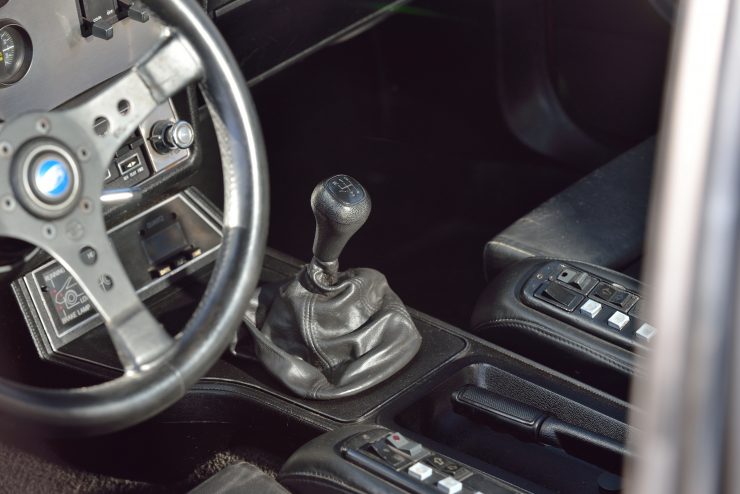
41,212,173,372
0,0,267,434
60,33,203,169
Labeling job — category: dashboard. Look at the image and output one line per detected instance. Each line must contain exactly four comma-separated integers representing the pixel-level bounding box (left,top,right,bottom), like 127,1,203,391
0,1,163,121
0,0,413,374
0,0,197,214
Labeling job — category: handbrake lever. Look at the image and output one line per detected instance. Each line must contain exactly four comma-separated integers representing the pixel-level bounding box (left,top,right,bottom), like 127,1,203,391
451,385,630,474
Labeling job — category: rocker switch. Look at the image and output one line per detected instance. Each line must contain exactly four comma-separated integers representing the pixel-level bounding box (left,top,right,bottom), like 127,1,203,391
558,268,596,292
540,282,583,310
386,432,423,458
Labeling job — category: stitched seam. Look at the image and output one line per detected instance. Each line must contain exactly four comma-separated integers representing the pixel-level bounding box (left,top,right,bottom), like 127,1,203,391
384,303,415,326
311,292,335,370
352,277,384,315
474,318,636,375
280,471,364,493
309,379,322,399
489,239,538,257
303,292,331,371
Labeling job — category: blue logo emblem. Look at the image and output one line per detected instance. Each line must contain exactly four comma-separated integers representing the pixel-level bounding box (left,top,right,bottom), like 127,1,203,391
34,159,70,199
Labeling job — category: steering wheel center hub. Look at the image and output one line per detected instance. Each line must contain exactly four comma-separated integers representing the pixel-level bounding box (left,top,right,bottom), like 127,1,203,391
13,140,82,218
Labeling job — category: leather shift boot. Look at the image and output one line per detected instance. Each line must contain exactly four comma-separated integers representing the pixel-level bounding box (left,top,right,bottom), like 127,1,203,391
241,257,422,399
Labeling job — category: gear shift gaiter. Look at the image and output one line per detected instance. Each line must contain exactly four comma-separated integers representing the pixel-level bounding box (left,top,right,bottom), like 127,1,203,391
240,175,422,399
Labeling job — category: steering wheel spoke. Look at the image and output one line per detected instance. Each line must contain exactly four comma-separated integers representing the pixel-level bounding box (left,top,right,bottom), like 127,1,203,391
60,33,203,169
0,1,267,434
42,213,173,372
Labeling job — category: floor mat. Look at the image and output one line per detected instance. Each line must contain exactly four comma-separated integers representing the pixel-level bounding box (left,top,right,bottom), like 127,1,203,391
0,440,282,494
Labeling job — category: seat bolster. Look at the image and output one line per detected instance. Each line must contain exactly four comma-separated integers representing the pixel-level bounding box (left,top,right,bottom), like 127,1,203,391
484,138,655,280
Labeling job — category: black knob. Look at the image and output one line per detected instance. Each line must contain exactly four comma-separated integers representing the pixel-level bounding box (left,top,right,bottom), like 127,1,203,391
150,120,194,154
118,0,150,23
90,20,114,40
311,175,371,262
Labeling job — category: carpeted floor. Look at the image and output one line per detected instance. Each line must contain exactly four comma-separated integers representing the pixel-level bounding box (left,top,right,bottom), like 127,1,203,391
0,441,282,493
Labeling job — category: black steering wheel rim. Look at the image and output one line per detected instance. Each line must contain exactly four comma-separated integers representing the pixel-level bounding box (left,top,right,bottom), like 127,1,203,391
0,0,268,435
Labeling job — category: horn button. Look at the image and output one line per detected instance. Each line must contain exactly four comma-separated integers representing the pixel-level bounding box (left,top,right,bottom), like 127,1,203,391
13,140,82,219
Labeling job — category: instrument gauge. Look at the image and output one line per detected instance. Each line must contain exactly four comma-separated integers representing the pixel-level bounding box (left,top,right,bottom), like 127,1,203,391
0,21,32,87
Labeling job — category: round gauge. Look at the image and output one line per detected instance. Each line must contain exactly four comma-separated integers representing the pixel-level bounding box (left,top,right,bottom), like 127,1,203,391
0,22,32,87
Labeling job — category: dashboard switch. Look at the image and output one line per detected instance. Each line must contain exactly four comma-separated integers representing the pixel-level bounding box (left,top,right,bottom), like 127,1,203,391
558,267,597,292
538,282,583,310
386,432,423,458
78,0,117,39
580,299,602,319
636,323,657,343
117,1,149,23
437,477,463,494
593,282,638,310
90,20,114,40
608,311,630,331
408,462,433,481
150,120,195,154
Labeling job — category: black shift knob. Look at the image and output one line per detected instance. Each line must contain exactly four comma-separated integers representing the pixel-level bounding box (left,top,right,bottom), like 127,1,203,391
311,175,372,262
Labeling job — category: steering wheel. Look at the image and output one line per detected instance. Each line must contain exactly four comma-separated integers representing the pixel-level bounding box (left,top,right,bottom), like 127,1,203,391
0,0,268,434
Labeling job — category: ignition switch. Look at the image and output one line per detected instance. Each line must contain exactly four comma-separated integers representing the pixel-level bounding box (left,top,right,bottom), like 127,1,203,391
149,120,195,154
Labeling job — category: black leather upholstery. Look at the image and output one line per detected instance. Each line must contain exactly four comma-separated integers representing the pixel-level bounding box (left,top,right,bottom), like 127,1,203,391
471,258,647,397
241,256,422,399
189,462,289,494
484,138,655,280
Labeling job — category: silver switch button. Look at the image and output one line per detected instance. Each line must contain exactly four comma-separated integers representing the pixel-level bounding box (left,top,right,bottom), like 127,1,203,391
608,311,630,331
580,299,602,318
408,462,433,481
636,323,657,343
437,476,463,494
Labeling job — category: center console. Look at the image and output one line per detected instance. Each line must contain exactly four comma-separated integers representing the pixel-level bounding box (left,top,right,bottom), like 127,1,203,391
10,189,633,494
471,258,653,399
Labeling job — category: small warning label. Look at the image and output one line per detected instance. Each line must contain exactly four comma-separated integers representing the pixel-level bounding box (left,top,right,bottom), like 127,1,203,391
41,265,93,329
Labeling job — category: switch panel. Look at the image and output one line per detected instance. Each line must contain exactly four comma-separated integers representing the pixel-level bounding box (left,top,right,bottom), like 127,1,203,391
522,262,656,350
77,0,149,40
103,100,191,193
346,431,525,494
14,192,222,355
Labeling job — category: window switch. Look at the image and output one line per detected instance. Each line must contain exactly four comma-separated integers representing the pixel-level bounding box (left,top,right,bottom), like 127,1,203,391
593,282,638,310
538,282,583,310
557,268,597,292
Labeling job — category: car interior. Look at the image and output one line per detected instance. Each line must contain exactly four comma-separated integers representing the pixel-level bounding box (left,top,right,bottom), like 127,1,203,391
0,0,678,492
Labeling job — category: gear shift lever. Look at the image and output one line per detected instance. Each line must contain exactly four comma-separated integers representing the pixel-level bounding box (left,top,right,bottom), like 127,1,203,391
311,175,372,262
239,175,421,400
